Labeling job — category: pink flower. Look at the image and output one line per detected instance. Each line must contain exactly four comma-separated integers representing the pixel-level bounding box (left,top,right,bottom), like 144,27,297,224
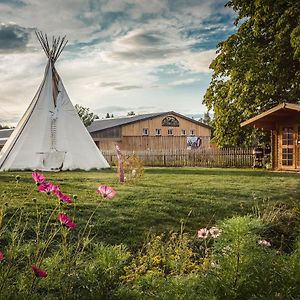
55,191,72,204
58,213,76,228
32,265,47,278
258,240,271,247
209,227,221,238
115,144,125,183
197,228,209,239
0,251,4,262
51,185,60,194
32,172,45,185
115,144,122,160
96,185,116,199
38,182,54,195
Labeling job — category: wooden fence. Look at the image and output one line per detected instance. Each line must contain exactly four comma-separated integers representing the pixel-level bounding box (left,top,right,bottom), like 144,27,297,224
102,148,255,168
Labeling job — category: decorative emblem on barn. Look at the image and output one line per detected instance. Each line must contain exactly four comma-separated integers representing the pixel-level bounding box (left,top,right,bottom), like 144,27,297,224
162,116,179,127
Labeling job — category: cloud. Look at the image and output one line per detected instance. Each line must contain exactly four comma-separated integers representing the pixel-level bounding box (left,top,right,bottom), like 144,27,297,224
0,0,26,7
115,85,142,90
168,78,201,86
99,81,121,87
0,23,32,52
0,0,235,125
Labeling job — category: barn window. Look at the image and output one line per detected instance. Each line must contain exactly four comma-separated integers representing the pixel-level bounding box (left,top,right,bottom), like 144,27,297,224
181,129,186,136
142,128,149,136
156,129,161,136
190,129,195,136
162,116,179,127
167,128,173,135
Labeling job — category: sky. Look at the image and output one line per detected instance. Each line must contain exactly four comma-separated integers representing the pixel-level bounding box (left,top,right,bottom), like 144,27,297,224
0,0,236,126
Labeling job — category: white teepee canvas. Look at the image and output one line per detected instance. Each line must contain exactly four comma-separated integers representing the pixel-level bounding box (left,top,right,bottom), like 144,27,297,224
0,33,110,171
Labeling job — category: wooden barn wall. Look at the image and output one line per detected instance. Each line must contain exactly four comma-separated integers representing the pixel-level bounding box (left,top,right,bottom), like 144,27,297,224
96,139,121,151
121,114,211,137
97,136,210,151
90,127,121,140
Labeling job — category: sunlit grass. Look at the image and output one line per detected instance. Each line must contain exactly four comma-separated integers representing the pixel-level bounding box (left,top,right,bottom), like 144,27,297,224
1,168,299,249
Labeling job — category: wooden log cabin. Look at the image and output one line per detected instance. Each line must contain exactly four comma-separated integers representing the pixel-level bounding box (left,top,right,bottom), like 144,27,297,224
88,111,212,151
241,103,300,170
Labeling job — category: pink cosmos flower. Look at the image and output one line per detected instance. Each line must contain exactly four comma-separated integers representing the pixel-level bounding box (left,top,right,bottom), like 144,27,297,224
258,240,271,247
51,185,60,194
38,182,54,195
209,227,221,238
55,191,72,204
32,172,45,185
0,251,4,262
197,228,209,239
96,185,116,199
32,265,47,278
58,213,76,228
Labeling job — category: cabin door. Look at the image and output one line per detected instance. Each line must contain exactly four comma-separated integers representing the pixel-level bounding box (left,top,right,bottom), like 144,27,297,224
296,126,300,169
280,127,295,169
280,126,300,169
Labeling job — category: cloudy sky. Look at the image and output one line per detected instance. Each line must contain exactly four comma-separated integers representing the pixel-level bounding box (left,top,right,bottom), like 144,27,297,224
0,0,236,125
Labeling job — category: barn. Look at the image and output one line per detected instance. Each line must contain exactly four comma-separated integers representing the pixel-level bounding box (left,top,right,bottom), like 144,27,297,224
0,129,13,151
0,112,212,153
88,111,212,151
241,103,300,170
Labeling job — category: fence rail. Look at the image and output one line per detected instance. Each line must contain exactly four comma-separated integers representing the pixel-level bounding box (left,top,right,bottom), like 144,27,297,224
102,148,255,168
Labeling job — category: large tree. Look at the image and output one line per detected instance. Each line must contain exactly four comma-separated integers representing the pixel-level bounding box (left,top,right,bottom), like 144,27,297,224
204,0,300,147
74,104,99,127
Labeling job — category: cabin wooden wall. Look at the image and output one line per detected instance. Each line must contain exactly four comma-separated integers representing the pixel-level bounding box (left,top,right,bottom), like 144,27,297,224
122,114,211,137
271,130,278,169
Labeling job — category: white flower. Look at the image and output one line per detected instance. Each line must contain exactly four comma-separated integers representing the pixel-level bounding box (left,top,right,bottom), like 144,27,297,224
209,227,221,238
197,228,209,239
258,240,271,247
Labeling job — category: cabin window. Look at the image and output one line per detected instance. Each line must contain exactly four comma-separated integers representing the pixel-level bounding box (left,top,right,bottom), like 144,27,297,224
181,129,186,136
282,148,293,166
190,129,195,136
142,128,149,136
167,128,173,135
282,127,293,145
156,129,161,136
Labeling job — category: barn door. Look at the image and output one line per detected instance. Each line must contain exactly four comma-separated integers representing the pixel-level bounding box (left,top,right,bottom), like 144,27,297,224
281,127,294,169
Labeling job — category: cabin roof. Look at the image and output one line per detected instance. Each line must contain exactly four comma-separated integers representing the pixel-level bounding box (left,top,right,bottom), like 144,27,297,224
88,111,212,133
241,103,300,130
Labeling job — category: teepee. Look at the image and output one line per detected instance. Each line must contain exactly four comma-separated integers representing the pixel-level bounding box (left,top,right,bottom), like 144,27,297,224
0,32,109,171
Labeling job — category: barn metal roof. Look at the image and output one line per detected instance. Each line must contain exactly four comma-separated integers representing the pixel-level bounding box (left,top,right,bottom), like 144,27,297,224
88,111,212,133
0,129,13,146
0,128,13,139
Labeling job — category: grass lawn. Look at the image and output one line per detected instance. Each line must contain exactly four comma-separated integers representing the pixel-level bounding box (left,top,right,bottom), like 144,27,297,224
1,168,299,250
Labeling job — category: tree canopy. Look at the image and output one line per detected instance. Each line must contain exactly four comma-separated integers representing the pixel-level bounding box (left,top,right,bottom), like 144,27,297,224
74,104,99,127
199,111,212,126
204,0,300,147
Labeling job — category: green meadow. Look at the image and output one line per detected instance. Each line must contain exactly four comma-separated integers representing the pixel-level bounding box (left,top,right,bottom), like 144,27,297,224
1,168,299,249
